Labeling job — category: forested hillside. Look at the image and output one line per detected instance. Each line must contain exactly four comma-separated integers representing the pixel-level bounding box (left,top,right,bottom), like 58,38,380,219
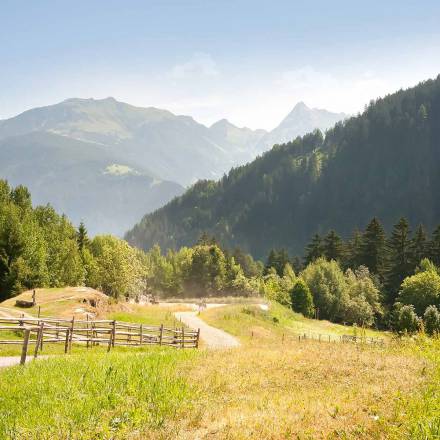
0,132,183,236
126,76,440,259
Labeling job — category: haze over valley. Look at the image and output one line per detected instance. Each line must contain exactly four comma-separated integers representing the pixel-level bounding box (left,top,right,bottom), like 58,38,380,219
0,97,345,235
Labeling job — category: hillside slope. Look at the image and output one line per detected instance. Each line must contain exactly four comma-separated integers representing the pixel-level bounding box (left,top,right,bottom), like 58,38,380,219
0,97,266,187
0,132,183,235
126,76,440,258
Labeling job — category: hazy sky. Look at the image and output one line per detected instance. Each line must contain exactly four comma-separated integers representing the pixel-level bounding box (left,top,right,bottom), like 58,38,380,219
1,0,440,129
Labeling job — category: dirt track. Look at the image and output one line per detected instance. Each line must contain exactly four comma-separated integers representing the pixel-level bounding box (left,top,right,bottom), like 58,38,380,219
174,310,240,349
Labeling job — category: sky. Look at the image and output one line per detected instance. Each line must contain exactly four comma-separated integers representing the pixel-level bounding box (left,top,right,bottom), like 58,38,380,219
1,0,440,130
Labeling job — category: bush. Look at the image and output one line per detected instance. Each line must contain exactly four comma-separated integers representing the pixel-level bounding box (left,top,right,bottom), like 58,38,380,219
424,305,440,336
399,269,440,315
301,258,347,321
290,279,314,317
393,304,420,334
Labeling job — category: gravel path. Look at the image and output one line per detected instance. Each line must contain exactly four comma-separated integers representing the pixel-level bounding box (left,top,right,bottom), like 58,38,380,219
0,355,49,368
174,311,240,349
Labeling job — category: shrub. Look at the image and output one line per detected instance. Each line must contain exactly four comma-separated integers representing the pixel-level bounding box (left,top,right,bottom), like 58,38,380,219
290,279,314,317
424,305,440,336
399,269,440,315
394,304,420,334
301,258,347,321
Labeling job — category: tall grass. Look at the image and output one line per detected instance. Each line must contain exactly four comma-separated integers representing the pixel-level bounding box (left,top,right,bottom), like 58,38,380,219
0,348,198,439
389,337,440,439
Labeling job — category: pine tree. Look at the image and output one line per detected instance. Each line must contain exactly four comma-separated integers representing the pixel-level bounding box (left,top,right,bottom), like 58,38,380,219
264,248,290,277
323,230,344,261
304,234,324,266
410,224,428,270
264,249,277,275
344,230,363,269
76,222,89,252
290,278,314,317
429,225,440,266
386,217,412,304
359,218,386,278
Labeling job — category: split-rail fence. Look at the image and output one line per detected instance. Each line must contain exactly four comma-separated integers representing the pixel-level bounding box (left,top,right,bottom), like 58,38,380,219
0,316,200,365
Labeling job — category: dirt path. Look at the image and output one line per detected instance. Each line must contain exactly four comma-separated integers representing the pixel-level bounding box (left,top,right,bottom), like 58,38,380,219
174,310,240,349
0,355,49,369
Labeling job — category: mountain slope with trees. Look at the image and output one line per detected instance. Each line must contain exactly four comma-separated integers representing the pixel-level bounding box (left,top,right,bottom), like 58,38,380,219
126,75,440,259
0,131,183,236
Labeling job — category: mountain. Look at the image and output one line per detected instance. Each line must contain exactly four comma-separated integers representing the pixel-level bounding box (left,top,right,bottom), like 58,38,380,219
0,131,183,236
125,76,440,259
0,98,266,187
0,97,345,236
208,119,267,163
255,102,346,153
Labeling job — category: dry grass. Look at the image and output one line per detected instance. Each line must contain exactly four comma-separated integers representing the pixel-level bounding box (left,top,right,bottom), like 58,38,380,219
200,302,388,346
1,292,437,439
181,342,427,439
107,303,192,328
0,287,108,319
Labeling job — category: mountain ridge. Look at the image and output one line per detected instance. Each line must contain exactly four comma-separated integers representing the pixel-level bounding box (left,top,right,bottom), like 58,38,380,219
125,75,440,259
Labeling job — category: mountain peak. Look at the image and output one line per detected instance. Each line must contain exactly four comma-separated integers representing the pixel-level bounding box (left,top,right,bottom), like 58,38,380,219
210,118,235,129
292,101,309,111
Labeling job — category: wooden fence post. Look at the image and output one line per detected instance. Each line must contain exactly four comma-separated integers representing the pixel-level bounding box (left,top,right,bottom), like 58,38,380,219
196,328,200,348
34,322,44,359
20,328,31,365
69,317,75,352
159,324,164,346
112,321,116,348
107,328,113,353
86,315,90,349
181,326,185,349
91,322,95,346
64,329,70,354
139,324,143,346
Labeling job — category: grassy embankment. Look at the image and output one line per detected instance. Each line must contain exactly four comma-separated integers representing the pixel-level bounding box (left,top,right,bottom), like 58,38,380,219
1,290,440,438
200,301,388,344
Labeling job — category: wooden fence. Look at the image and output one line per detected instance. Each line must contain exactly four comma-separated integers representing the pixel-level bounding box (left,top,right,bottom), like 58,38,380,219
0,317,200,365
276,330,385,345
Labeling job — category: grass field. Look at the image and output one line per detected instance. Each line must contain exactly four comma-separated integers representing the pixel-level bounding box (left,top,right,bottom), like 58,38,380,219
108,303,191,328
1,289,440,438
0,287,108,319
0,348,198,439
200,302,388,346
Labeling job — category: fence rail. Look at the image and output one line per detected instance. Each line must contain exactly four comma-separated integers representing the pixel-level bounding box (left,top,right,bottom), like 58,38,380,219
0,317,200,365
275,330,385,345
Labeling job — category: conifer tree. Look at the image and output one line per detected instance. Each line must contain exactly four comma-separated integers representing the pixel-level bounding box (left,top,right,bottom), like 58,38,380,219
386,217,412,303
264,249,290,277
429,225,440,266
344,230,363,269
76,222,89,252
410,224,428,270
304,234,324,266
359,218,386,278
323,230,344,262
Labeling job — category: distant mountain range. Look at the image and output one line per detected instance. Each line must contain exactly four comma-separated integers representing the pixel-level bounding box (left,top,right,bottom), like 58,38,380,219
0,97,345,235
255,102,346,153
125,76,440,259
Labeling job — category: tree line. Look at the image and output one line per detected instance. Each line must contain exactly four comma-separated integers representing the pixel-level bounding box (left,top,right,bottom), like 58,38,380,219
2,180,439,335
0,181,261,301
264,216,440,334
